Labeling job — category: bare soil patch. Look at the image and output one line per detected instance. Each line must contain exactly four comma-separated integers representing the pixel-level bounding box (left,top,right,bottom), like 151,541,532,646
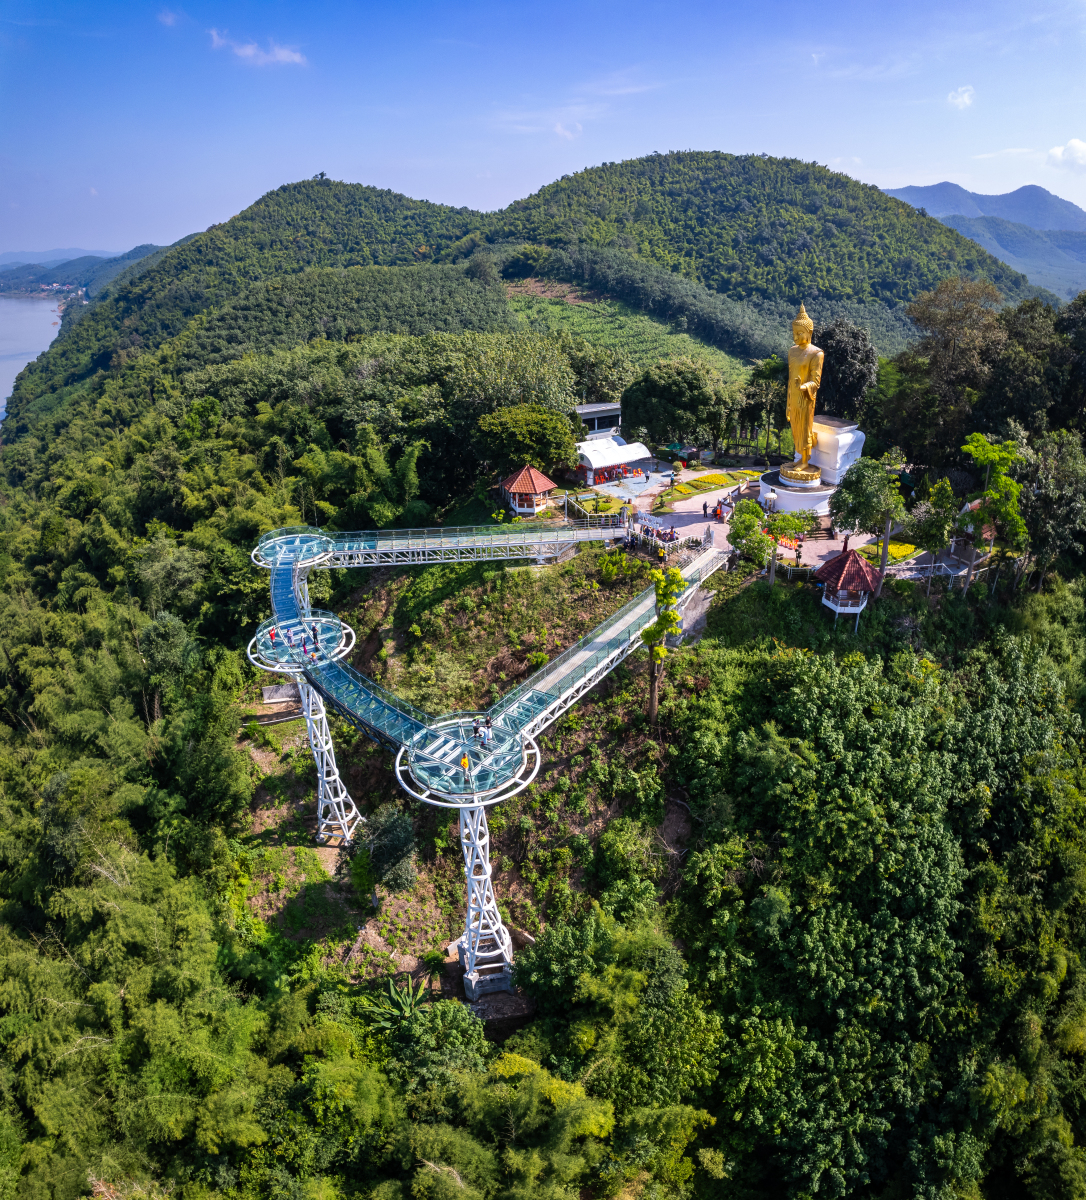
504,277,606,304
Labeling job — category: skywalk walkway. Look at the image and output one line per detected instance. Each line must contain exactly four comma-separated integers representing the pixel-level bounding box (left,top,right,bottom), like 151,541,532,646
249,522,725,807
251,516,624,571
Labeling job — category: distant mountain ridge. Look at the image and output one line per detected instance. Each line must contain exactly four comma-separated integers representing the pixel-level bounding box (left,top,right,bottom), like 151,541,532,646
0,248,122,267
883,182,1086,232
0,244,166,298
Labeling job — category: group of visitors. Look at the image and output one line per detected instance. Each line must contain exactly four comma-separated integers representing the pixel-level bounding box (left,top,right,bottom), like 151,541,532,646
471,716,495,747
459,716,497,787
267,621,323,661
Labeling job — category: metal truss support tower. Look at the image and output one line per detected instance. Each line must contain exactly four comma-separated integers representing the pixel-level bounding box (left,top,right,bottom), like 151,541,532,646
453,805,513,1000
299,680,362,845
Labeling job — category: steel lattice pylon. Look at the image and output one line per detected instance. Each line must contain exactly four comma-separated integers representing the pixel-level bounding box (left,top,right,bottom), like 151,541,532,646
299,681,363,843
245,570,362,846
456,804,513,983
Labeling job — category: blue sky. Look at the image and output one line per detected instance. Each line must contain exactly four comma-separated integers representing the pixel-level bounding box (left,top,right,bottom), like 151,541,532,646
2,0,1086,251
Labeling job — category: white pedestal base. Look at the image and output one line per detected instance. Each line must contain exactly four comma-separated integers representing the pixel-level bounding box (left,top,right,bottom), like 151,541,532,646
808,418,866,485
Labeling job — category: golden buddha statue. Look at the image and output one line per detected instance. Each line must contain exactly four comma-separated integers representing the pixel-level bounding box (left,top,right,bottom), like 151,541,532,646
782,304,824,484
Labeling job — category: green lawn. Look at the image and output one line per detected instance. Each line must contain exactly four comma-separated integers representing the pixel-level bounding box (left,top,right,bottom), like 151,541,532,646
508,292,748,378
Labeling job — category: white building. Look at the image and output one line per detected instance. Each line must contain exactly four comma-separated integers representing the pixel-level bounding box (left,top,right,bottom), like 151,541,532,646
574,436,653,486
575,401,622,440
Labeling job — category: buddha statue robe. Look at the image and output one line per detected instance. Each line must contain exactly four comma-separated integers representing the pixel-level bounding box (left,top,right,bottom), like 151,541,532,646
786,339,824,468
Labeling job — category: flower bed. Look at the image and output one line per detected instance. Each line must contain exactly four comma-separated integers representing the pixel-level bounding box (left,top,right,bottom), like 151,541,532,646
857,540,918,564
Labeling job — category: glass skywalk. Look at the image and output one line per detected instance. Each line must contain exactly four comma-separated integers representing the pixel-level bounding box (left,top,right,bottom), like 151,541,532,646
254,523,724,802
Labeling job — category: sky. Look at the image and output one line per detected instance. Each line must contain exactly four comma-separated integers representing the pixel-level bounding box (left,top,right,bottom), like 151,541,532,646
2,0,1086,252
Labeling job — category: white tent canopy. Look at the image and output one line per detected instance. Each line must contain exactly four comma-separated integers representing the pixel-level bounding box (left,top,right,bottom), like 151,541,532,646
576,436,652,471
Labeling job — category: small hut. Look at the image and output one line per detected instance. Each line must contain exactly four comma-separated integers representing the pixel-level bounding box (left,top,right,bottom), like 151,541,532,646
500,465,558,516
813,549,882,631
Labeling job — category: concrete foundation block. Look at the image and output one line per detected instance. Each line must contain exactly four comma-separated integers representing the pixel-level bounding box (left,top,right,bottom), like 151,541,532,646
464,966,515,1001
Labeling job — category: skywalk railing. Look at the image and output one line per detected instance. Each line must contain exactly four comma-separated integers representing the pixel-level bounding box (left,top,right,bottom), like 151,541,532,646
562,495,628,527
490,586,654,724
490,547,726,727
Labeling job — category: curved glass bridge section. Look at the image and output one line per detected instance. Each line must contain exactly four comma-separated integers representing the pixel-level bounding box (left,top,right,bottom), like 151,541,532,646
251,523,724,805
249,521,725,999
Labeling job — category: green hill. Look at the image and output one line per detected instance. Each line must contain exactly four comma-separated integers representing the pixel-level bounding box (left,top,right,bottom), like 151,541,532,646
508,288,746,376
8,153,1054,440
485,151,1047,304
170,264,518,370
505,242,920,358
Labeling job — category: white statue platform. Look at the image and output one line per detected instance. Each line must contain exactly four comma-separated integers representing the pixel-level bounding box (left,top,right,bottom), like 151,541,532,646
759,417,866,515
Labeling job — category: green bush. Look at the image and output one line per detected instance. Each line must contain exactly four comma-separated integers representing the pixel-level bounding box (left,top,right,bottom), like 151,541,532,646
388,1000,493,1092
365,803,417,892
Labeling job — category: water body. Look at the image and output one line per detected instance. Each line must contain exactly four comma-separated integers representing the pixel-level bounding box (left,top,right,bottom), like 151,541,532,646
0,295,63,417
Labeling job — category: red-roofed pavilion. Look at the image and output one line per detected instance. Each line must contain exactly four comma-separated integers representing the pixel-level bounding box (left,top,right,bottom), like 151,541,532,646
813,549,882,630
501,465,558,516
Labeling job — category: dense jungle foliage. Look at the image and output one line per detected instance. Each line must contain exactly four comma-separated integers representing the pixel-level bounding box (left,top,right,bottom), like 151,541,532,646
6,162,1086,1198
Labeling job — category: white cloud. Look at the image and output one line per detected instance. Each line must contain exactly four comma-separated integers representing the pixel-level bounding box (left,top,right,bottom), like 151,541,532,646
554,122,582,140
947,85,975,109
158,9,179,26
1048,139,1086,172
209,29,306,66
89,187,97,196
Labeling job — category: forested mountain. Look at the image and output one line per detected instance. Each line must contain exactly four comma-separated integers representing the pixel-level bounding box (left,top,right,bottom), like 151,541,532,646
939,214,1086,301
488,152,1046,304
10,152,1055,442
885,181,1086,231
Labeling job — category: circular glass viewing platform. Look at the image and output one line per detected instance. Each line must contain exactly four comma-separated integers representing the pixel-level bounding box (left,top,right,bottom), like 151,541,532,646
247,609,356,674
251,525,336,569
394,713,541,809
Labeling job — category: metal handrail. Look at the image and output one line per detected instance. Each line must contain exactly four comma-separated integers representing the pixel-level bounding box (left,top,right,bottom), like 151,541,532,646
261,518,623,550
491,586,653,719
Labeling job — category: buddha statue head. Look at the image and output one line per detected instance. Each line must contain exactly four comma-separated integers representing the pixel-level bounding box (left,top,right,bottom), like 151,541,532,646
792,303,814,346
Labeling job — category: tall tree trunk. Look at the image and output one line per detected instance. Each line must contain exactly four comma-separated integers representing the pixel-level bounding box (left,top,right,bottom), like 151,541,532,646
874,515,893,598
1013,554,1028,591
648,655,661,723
962,542,978,596
988,560,1001,606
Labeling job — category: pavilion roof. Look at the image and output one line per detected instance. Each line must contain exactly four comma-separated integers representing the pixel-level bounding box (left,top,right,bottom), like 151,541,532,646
813,548,882,592
501,465,557,494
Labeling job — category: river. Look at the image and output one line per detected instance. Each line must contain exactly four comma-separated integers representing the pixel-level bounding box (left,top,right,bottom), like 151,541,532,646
0,295,63,417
